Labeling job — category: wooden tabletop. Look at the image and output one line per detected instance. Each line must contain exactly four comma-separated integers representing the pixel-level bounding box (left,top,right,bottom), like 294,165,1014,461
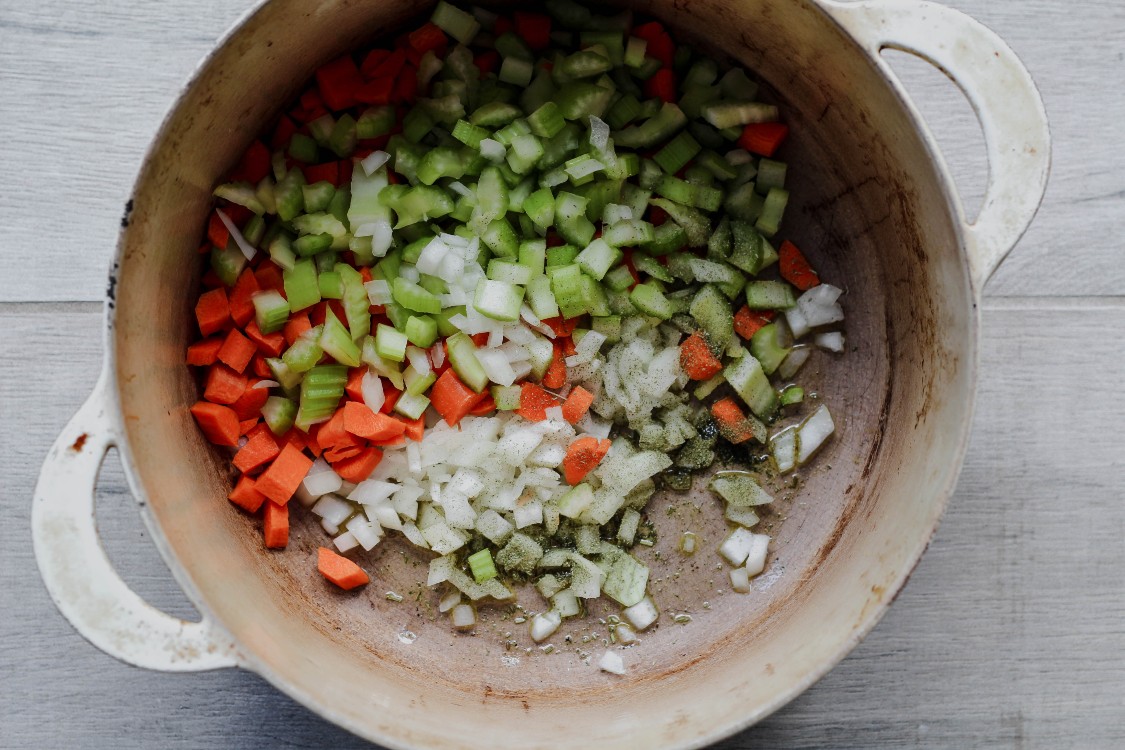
3,0,1123,747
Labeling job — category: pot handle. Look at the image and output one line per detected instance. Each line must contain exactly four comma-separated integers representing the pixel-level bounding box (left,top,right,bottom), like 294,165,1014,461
821,0,1050,290
32,371,242,672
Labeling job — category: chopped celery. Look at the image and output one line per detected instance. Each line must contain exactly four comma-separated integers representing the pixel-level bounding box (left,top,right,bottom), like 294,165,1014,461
724,354,778,419
261,396,296,436
755,187,789,237
575,238,621,281
394,390,431,420
744,280,797,310
375,323,408,362
392,277,442,314
629,283,675,320
283,259,320,312
527,275,560,319
750,323,791,375
446,333,489,392
319,309,362,367
473,279,525,322
252,290,290,334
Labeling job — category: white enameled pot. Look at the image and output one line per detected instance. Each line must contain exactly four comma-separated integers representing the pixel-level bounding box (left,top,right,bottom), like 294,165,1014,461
33,1,1048,748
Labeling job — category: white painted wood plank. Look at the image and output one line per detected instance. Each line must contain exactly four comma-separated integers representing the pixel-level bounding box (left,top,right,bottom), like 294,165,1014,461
0,0,1122,301
2,304,1122,747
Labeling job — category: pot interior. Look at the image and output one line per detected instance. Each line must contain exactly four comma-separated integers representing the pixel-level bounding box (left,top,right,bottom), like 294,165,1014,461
113,0,975,747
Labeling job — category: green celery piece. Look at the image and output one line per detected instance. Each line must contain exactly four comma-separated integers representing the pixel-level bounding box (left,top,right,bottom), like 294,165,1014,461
613,102,687,149
554,82,614,121
546,245,580,267
709,215,733,259
392,277,441,314
526,274,560,319
288,133,318,164
434,306,466,337
473,279,525,322
430,0,480,43
318,270,343,299
357,106,394,139
374,323,409,362
467,549,498,583
750,323,791,375
470,101,522,128
575,238,621,281
482,217,519,258
404,315,439,348
446,333,489,392
283,259,320,312
755,187,789,237
266,358,303,390
319,309,362,367
629,283,674,320
518,239,547,275
728,220,776,275
214,182,266,215
689,284,734,350
603,264,634,292
632,253,673,283
417,147,468,186
282,325,325,373
643,221,688,256
523,187,556,229
488,259,534,285
261,396,297,436
744,280,797,310
549,263,588,319
336,264,371,341
724,354,778,419
293,233,333,257
780,385,805,406
210,245,245,287
252,290,290,334
648,197,711,247
328,114,357,157
527,101,566,139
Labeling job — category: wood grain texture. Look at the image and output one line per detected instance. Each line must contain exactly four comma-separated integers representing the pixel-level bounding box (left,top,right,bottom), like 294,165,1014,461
2,304,1122,748
0,0,1122,301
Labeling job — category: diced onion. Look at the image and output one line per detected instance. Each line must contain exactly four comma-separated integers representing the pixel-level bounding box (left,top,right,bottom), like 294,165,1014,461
252,379,279,389
360,150,390,176
365,279,393,305
815,331,845,353
215,208,256,261
451,603,477,630
796,404,835,465
361,370,385,413
312,494,353,526
529,611,561,642
598,650,626,675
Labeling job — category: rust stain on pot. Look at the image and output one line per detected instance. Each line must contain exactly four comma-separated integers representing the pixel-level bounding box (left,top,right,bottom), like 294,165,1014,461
71,433,88,452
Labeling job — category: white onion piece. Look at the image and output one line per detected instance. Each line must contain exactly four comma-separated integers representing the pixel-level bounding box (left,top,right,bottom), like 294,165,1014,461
438,590,462,613
360,150,390,176
602,203,633,226
588,115,610,152
346,515,383,551
364,279,393,305
500,341,530,363
572,330,606,365
598,650,626,675
815,331,845,353
614,623,638,645
729,566,752,594
448,180,473,198
576,413,612,439
416,236,449,275
406,346,432,376
370,503,402,531
785,305,810,340
796,284,845,328
797,404,835,465
509,359,533,382
770,426,797,474
476,348,517,386
725,148,753,165
349,479,398,505
622,596,659,631
303,465,343,498
430,343,446,368
529,611,561,642
777,346,811,379
719,527,758,566
513,501,543,529
320,517,340,536
479,139,505,162
251,379,279,390
398,264,420,283
215,208,256,261
451,603,477,630
361,370,385,413
312,494,353,526
360,219,394,258
743,534,771,577
333,531,360,553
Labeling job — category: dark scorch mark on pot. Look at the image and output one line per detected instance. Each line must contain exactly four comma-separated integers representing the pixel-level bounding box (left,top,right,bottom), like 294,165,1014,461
121,198,133,228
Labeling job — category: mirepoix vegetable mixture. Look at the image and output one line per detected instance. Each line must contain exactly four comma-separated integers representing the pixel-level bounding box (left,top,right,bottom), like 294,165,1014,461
186,0,846,668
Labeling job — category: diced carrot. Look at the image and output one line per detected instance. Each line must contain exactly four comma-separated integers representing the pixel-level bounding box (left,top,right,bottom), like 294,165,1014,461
371,433,407,448
711,397,759,444
517,382,559,422
233,425,280,474
542,316,578,337
254,263,286,295
231,382,270,421
204,363,248,405
381,385,400,415
190,401,241,447
355,76,395,105
469,393,496,416
270,115,298,150
303,161,339,186
333,447,383,483
284,312,312,346
562,336,577,357
393,66,417,104
345,367,367,402
408,22,447,55
493,16,513,35
263,501,289,549
201,268,223,288
561,386,594,424
228,269,261,328
255,443,314,506
305,423,323,458
430,369,485,426
186,337,224,366
195,287,230,337
738,122,789,157
316,409,350,452
562,436,611,485
542,344,567,389
229,139,272,184
281,431,312,454
469,332,489,346
239,418,259,436
222,204,253,226
679,332,723,380
316,55,364,111
632,22,673,66
366,48,405,80
216,328,257,374
474,50,500,76
317,547,371,590
514,12,551,50
207,211,230,249
343,401,405,441
398,416,424,442
734,306,775,340
645,68,676,104
338,159,353,187
228,474,267,513
251,355,272,379
243,319,286,357
324,441,366,463
359,48,390,77
778,240,821,291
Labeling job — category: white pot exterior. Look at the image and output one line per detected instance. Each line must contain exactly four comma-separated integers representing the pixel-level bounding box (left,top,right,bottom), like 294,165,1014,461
34,1,1048,748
